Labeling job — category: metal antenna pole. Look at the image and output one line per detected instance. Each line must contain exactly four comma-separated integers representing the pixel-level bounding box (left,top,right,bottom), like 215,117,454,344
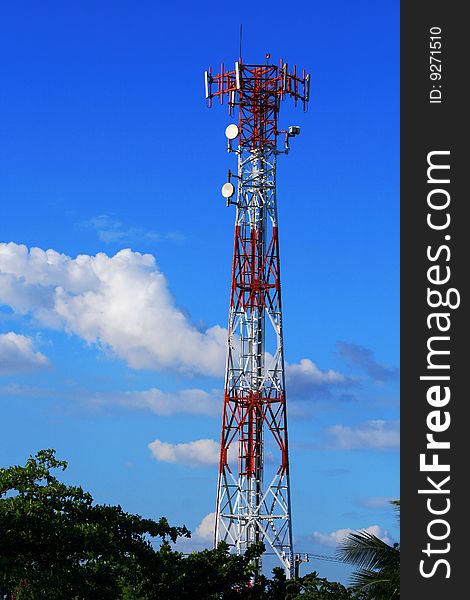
205,58,310,579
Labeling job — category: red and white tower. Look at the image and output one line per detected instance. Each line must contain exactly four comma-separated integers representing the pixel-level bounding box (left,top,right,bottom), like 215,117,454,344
205,57,309,579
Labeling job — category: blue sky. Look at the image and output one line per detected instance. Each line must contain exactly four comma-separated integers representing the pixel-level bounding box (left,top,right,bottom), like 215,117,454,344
0,0,399,583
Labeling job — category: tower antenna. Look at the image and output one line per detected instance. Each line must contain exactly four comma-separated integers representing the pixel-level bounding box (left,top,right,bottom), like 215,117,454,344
204,57,310,579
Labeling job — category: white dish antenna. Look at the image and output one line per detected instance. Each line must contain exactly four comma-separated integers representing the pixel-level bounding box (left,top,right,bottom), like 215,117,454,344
225,124,239,140
221,182,235,199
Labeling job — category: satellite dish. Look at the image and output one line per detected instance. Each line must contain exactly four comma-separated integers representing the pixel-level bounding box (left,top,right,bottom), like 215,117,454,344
221,182,235,199
225,124,239,140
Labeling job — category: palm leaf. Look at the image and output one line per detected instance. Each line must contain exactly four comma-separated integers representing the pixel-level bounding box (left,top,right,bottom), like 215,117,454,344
338,530,399,572
349,568,399,600
337,522,400,599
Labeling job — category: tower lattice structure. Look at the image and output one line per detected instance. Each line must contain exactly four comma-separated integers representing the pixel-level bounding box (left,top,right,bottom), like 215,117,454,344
205,57,309,578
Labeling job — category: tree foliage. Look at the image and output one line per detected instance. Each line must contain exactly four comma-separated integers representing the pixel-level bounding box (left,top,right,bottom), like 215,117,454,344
0,450,260,599
337,501,400,600
1,449,377,599
279,569,368,600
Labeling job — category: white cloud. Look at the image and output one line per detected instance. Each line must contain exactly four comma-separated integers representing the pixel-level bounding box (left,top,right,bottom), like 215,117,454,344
0,243,226,376
0,332,49,375
91,387,221,417
311,524,392,548
285,358,353,399
286,358,348,385
171,511,216,553
148,438,220,467
195,512,216,542
148,438,240,467
0,243,351,393
327,419,399,450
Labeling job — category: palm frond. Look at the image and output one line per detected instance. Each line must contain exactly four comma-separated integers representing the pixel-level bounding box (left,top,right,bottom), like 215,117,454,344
338,530,399,572
349,568,400,600
351,569,400,600
349,566,399,588
336,500,400,598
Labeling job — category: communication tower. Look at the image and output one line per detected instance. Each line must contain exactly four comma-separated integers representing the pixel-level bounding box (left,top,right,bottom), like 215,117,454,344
205,56,310,578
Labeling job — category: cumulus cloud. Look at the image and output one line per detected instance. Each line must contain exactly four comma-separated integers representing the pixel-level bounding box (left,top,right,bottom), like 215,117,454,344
0,243,354,395
336,341,399,383
170,511,216,553
91,387,221,417
148,438,220,467
286,358,349,387
0,332,49,375
148,437,240,467
327,419,399,450
195,512,216,542
0,243,226,376
310,524,392,548
285,358,354,400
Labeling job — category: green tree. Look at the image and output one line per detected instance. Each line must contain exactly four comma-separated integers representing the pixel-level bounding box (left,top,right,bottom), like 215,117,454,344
260,567,368,600
0,449,263,599
337,501,400,600
0,449,190,598
129,540,265,599
1,449,384,599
